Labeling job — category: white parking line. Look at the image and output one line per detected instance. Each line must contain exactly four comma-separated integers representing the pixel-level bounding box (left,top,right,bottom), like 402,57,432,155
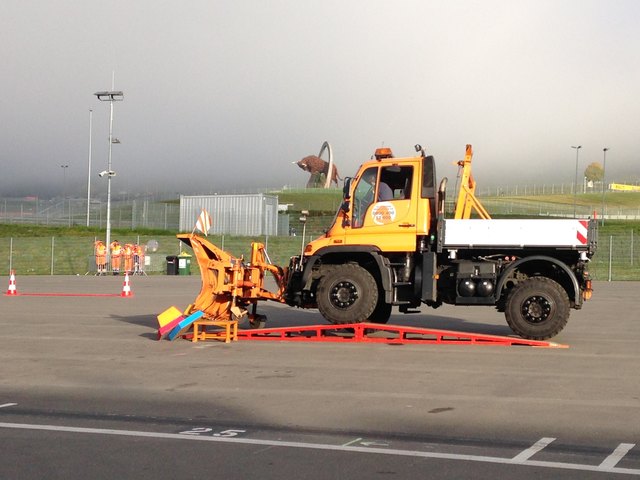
0,403,18,409
0,422,638,476
511,437,556,463
599,443,636,470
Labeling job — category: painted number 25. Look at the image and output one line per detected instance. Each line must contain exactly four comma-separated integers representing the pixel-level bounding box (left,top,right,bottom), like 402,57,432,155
179,427,246,437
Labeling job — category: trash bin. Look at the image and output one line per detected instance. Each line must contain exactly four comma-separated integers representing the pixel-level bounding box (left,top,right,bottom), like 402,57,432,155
166,255,178,275
177,253,191,276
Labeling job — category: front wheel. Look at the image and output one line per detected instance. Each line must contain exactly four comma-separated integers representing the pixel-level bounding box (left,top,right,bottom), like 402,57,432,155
368,294,392,324
317,264,378,324
505,277,570,340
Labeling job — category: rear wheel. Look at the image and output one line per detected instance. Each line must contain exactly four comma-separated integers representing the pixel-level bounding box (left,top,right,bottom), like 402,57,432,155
505,277,570,340
317,264,378,324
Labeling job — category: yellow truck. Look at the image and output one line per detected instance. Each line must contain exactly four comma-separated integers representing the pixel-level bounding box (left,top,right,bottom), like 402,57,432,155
179,144,597,340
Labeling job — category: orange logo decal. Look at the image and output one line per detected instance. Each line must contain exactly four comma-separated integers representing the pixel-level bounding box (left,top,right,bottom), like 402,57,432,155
371,202,396,225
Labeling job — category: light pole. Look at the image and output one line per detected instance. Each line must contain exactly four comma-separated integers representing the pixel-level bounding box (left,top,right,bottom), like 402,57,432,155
86,109,93,227
94,90,124,261
571,145,582,218
61,164,69,214
601,147,609,226
61,164,69,192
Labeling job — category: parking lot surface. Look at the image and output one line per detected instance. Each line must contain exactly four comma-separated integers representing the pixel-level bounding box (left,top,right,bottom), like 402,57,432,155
1,276,639,478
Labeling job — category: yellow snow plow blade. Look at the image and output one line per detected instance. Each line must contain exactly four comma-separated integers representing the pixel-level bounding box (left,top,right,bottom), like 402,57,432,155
177,234,287,323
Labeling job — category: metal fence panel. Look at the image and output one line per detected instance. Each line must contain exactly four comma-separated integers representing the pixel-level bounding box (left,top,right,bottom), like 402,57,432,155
590,233,639,281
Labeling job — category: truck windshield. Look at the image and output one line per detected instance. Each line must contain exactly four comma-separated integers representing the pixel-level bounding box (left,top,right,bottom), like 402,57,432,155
352,167,378,228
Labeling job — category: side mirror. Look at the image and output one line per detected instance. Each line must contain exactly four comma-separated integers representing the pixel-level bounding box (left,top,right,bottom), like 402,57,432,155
342,177,352,199
340,200,350,213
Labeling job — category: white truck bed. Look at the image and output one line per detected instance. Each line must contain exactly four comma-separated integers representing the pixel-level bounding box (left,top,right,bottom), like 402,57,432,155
443,219,590,248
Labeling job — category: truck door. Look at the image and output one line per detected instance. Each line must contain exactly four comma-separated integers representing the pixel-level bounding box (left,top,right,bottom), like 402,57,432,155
348,165,417,251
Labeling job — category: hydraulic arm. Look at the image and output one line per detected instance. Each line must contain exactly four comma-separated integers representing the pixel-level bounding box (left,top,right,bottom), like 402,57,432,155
453,144,491,219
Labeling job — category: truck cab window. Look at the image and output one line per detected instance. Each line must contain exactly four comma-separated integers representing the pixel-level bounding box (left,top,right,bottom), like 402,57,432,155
352,166,413,227
380,166,413,200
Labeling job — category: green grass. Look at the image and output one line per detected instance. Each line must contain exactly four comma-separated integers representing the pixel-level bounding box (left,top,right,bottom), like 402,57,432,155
270,189,640,213
269,188,343,213
2,220,638,280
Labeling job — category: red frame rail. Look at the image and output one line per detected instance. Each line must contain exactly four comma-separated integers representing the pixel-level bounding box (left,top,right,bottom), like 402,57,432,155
237,323,567,348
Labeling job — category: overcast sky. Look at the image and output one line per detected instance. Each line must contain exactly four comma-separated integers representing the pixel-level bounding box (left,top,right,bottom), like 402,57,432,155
2,0,638,199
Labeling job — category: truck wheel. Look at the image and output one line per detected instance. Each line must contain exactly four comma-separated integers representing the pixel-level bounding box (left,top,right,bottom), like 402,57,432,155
505,277,570,340
368,295,392,324
317,264,378,324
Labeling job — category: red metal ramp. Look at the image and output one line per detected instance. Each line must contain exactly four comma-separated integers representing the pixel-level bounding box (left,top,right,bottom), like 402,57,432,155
237,323,567,348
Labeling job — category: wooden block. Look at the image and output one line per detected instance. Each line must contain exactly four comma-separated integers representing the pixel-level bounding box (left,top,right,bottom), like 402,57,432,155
157,306,182,328
167,310,205,341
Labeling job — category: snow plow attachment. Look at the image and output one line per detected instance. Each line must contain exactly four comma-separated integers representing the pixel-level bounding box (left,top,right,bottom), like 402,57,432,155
177,234,287,324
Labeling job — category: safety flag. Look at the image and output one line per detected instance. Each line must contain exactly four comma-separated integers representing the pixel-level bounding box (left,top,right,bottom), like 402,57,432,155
195,209,212,236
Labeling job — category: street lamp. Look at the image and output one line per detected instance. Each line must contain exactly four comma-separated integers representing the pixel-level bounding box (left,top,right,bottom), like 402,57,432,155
60,164,69,219
601,147,609,226
571,145,582,218
86,109,93,227
94,90,124,262
60,164,69,198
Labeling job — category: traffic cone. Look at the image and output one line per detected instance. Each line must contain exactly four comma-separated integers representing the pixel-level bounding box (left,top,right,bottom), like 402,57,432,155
6,270,18,296
120,272,133,297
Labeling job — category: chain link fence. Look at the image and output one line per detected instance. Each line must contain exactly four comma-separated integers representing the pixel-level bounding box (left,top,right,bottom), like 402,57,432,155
0,197,181,229
477,181,640,197
1,229,638,280
591,232,638,281
1,192,638,279
1,235,180,275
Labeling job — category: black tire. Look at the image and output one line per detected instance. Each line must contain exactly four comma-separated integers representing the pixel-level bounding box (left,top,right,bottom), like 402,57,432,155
368,294,392,324
505,277,570,340
317,264,378,324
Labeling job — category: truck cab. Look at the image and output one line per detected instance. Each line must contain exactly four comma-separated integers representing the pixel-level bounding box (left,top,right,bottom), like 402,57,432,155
307,147,437,254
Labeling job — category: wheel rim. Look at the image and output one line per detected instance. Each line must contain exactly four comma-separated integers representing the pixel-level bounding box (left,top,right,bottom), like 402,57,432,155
329,281,359,309
521,295,552,324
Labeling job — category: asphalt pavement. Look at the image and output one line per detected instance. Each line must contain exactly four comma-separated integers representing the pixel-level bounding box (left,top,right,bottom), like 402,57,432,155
1,274,639,479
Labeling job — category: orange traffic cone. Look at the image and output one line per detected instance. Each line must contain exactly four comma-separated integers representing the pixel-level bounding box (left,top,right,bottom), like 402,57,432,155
6,270,18,296
120,272,133,297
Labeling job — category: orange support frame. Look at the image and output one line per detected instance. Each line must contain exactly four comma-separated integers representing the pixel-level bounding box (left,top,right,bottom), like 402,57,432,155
192,319,238,343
